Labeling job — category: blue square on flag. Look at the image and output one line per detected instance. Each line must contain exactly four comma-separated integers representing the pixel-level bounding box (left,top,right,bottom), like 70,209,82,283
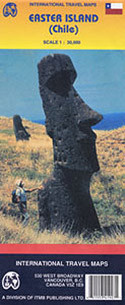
106,3,111,9
105,2,123,14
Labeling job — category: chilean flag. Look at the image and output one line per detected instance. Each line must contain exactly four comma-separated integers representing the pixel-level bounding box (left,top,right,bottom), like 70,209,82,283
105,3,123,14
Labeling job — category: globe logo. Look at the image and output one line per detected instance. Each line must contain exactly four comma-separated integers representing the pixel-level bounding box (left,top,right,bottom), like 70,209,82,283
2,271,20,290
3,3,17,17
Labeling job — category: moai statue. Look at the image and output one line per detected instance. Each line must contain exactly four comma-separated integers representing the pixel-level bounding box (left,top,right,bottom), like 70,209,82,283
38,54,103,234
13,115,30,141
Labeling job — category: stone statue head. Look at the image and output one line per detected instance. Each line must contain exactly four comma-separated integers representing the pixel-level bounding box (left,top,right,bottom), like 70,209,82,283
38,54,103,173
13,114,30,141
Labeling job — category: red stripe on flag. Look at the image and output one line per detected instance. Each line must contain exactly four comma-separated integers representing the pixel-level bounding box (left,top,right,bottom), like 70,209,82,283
106,8,123,14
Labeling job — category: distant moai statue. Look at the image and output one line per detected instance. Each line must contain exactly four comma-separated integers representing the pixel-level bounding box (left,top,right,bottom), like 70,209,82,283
38,54,103,234
13,115,30,141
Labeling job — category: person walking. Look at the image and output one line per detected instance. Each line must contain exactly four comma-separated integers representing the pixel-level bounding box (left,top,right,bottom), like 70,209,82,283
15,179,42,226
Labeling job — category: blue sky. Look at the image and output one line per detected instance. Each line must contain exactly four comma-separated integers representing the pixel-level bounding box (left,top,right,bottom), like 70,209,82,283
0,50,125,120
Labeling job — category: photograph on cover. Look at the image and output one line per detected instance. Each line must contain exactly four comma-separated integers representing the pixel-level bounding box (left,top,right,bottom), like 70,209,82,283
0,50,124,244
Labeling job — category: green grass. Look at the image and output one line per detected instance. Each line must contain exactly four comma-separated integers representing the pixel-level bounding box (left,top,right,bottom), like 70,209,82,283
0,139,8,144
0,129,13,135
0,117,124,244
0,146,19,162
11,168,46,181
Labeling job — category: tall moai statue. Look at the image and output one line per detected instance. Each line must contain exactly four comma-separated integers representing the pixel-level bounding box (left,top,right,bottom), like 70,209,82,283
13,115,30,141
38,54,103,234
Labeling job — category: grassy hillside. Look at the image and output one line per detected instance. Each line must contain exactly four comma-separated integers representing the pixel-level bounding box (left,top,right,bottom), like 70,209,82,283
0,117,124,244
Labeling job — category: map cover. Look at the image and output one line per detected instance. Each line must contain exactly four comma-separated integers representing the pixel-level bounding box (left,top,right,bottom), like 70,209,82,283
0,0,125,303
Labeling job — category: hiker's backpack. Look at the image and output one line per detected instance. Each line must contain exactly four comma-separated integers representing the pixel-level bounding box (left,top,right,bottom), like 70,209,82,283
12,189,18,203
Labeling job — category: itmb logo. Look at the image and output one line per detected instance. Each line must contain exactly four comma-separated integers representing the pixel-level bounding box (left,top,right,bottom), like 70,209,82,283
3,3,17,17
2,272,20,290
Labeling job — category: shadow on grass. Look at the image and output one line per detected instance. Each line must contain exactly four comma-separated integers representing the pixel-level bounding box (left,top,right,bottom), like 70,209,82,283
102,223,125,236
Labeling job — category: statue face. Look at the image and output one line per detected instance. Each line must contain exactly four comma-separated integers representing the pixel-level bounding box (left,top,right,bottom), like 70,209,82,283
38,54,103,173
13,115,22,126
